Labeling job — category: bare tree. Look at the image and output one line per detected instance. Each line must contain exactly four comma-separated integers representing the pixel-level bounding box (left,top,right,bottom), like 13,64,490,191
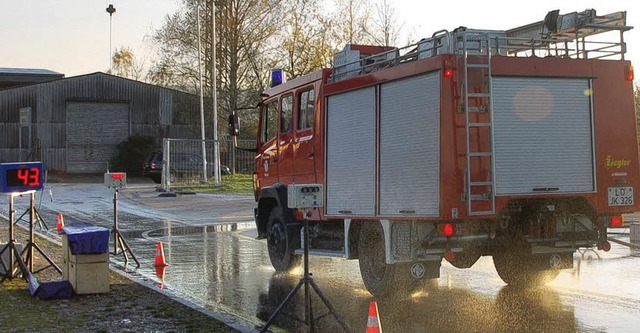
148,0,282,138
330,0,373,46
212,0,282,113
367,0,403,47
148,5,201,92
275,0,337,78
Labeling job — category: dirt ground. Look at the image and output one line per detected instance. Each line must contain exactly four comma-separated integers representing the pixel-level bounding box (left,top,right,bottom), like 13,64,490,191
0,222,243,333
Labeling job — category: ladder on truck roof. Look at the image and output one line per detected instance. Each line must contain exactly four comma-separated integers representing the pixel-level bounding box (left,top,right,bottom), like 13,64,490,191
462,33,496,216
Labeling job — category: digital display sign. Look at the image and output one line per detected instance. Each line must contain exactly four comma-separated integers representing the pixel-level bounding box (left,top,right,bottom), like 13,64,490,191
104,172,127,189
0,162,44,193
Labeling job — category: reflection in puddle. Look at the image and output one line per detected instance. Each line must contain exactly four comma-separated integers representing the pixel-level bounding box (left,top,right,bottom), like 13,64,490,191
134,223,254,239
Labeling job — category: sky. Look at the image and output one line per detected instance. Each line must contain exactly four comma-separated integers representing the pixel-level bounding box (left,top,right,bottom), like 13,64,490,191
0,0,638,79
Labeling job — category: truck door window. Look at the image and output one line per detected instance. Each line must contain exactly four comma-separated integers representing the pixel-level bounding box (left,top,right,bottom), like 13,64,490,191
298,89,315,130
261,101,278,145
281,94,293,133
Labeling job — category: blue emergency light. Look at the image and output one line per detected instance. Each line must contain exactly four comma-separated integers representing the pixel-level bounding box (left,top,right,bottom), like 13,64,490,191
271,69,286,87
0,162,44,193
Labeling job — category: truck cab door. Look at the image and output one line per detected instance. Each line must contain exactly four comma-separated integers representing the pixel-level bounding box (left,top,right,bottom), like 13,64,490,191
277,94,295,184
292,87,317,182
257,100,279,188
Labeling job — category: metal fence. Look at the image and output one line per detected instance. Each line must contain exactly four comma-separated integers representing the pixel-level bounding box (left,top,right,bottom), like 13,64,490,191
161,138,255,190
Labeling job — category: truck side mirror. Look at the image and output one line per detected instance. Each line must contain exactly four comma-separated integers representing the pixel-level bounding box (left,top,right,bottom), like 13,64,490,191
228,114,239,136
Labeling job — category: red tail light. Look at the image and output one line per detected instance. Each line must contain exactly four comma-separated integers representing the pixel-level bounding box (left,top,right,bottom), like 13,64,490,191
443,69,454,78
611,215,624,228
625,65,634,81
438,223,455,237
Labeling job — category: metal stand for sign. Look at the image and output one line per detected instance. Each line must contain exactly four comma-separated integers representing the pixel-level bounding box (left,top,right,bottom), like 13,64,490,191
111,189,140,268
259,209,349,333
0,192,33,282
21,191,61,274
14,205,48,230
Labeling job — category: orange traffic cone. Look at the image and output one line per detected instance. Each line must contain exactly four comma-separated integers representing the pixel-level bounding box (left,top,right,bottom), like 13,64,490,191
154,241,168,267
366,300,382,333
56,213,64,233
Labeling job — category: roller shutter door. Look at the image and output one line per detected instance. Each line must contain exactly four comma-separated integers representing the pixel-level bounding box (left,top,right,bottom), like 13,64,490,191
379,73,440,216
492,77,594,194
326,87,376,215
66,102,129,173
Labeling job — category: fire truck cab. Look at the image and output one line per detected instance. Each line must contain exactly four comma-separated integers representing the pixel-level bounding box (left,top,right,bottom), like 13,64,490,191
232,9,639,297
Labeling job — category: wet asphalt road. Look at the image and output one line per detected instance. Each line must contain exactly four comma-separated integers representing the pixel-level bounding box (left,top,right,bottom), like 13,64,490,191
2,182,640,332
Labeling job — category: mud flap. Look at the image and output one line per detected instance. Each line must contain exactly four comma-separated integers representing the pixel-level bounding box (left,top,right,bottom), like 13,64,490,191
395,261,441,281
532,252,573,270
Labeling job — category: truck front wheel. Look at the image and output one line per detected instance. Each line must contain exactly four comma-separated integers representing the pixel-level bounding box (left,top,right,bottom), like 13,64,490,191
266,207,301,272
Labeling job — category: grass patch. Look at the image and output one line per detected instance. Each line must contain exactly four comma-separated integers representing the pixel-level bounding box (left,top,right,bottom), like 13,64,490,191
179,174,253,195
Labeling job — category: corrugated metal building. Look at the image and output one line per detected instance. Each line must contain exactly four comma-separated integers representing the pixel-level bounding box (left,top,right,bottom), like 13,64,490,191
0,72,201,173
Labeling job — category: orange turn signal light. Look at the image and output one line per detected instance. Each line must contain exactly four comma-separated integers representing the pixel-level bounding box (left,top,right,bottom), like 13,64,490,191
625,65,634,81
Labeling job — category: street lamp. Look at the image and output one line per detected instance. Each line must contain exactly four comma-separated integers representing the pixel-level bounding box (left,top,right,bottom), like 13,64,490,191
106,4,116,71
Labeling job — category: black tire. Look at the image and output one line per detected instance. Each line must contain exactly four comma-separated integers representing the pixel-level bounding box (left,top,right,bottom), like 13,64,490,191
493,249,560,287
266,207,301,272
358,221,405,298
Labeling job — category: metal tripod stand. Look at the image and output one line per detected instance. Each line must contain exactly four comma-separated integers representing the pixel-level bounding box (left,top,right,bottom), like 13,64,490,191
111,189,140,267
14,204,48,230
260,209,349,332
21,191,61,274
0,191,34,282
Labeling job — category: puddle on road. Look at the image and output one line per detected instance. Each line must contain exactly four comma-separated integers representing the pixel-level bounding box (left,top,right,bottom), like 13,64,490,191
123,223,255,240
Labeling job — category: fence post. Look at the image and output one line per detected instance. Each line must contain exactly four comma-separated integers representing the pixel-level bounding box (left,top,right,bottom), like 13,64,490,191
162,138,170,192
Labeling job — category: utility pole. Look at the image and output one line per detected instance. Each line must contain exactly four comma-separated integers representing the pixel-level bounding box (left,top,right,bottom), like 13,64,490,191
211,0,220,185
196,1,208,183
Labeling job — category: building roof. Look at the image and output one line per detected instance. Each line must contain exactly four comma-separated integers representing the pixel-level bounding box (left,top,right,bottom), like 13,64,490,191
0,67,64,76
0,67,65,89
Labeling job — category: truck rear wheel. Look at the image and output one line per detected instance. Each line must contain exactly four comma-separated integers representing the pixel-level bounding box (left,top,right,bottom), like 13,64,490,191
267,207,301,272
493,248,560,287
358,221,428,298
358,221,404,298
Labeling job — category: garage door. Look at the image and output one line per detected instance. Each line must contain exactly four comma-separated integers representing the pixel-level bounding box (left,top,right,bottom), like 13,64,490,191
66,102,129,173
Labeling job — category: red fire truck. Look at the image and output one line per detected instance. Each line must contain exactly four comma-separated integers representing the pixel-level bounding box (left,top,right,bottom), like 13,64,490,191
231,9,638,297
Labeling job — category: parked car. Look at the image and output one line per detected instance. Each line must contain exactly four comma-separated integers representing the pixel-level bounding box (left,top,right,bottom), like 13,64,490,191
142,150,231,184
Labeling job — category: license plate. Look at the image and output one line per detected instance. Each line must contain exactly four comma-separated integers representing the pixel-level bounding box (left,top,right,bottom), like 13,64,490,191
608,187,634,206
